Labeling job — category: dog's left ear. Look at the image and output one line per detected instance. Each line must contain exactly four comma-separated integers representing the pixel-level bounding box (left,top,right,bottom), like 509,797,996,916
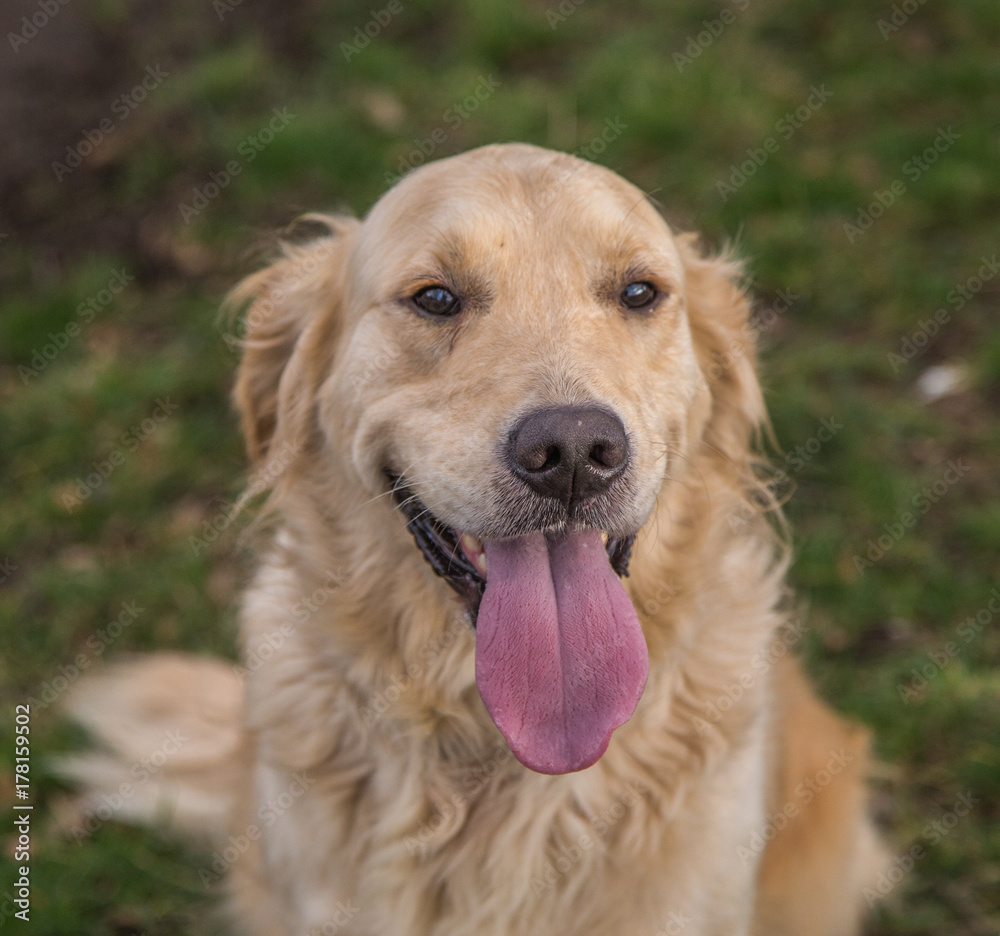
228,216,359,465
677,233,769,472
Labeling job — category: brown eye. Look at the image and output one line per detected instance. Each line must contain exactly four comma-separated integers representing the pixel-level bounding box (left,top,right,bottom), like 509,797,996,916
621,281,658,310
412,285,460,316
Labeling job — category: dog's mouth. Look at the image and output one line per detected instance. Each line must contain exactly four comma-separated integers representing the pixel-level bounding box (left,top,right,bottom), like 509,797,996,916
389,476,637,620
389,474,648,775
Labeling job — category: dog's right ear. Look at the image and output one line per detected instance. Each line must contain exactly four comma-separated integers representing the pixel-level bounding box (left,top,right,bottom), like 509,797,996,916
227,216,359,465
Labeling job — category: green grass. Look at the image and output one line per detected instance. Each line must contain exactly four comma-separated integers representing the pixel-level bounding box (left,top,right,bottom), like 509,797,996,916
2,0,999,931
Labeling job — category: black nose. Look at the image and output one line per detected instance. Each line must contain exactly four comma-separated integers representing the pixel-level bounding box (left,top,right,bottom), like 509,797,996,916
508,406,629,506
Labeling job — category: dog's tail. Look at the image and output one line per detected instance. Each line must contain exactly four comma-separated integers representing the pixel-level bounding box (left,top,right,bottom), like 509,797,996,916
54,653,245,843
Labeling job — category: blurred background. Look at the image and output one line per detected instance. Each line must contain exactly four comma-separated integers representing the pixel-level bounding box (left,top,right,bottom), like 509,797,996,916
1,0,998,932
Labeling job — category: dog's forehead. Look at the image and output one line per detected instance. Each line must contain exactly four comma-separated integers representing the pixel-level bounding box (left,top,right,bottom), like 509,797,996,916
354,145,678,276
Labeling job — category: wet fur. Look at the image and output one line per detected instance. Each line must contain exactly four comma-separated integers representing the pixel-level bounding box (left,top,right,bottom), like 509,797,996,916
65,144,884,935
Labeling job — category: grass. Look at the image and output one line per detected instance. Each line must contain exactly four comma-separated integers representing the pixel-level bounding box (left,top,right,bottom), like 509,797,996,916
1,0,998,931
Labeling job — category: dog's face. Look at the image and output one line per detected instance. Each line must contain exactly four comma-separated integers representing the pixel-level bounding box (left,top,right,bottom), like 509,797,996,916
335,146,705,543
234,144,762,775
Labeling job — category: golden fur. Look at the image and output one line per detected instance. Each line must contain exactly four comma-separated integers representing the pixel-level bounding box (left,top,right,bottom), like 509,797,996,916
65,144,884,935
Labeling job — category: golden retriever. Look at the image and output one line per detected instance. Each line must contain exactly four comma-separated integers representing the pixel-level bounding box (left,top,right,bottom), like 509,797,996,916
65,143,885,935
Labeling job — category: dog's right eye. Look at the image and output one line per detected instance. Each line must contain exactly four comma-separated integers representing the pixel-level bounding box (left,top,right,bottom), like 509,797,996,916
412,285,460,317
621,281,658,310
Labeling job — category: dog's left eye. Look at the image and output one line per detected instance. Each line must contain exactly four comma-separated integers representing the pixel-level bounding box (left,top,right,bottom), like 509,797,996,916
412,285,461,317
621,281,658,310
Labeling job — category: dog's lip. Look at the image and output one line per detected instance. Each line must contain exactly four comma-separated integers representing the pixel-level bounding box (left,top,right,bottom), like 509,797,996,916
386,473,636,625
388,473,487,619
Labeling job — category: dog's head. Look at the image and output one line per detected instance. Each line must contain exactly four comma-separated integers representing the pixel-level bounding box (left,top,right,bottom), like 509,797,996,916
231,143,767,774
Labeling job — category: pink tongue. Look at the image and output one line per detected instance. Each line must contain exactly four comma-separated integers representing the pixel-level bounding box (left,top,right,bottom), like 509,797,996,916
475,531,648,774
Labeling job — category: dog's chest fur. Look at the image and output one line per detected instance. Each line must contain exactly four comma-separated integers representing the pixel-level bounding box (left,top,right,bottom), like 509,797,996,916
237,538,774,936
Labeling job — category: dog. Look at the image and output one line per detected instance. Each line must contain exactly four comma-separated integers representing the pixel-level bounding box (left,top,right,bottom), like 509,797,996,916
64,143,885,935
